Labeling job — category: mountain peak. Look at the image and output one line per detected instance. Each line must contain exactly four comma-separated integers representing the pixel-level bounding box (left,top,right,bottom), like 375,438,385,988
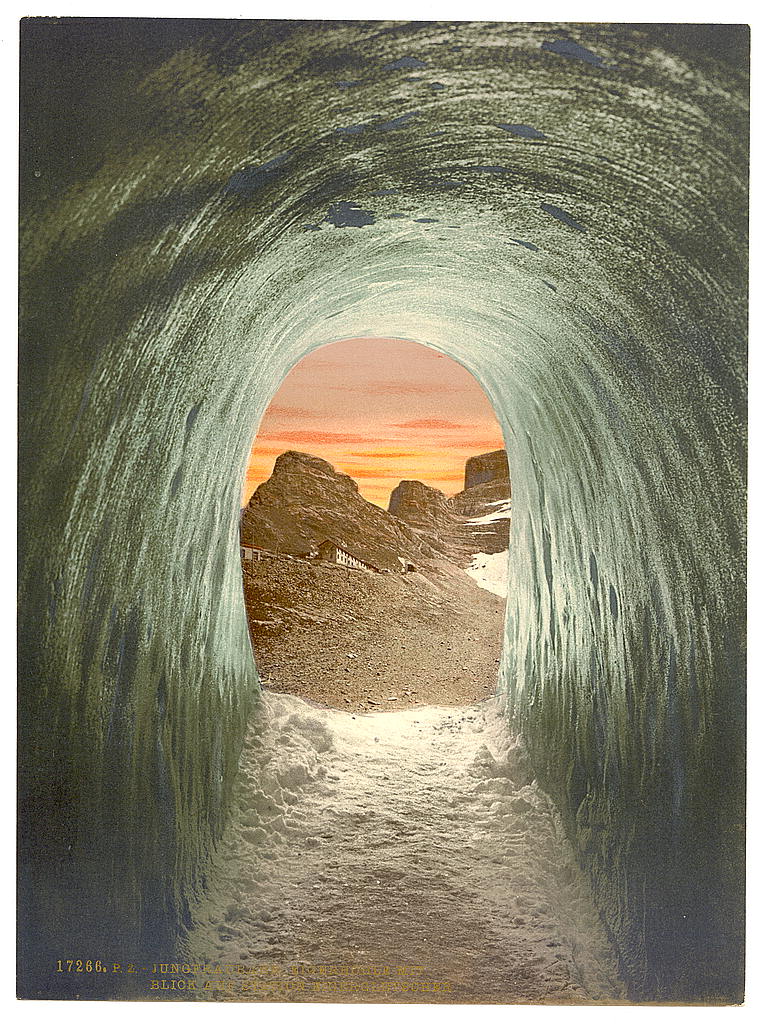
388,479,454,522
241,450,427,571
464,449,509,491
272,449,359,489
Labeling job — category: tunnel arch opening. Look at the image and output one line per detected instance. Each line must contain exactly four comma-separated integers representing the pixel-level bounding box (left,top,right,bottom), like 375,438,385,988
237,335,514,713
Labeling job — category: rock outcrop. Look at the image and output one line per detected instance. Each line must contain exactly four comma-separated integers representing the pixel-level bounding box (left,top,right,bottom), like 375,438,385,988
241,451,438,573
463,449,510,491
387,452,512,557
449,477,511,517
388,479,462,530
387,478,486,562
241,448,513,574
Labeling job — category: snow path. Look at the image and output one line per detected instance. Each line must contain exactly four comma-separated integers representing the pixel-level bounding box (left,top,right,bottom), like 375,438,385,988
181,693,626,1004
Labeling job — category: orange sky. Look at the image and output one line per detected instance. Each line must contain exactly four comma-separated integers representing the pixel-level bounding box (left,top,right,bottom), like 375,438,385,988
243,338,505,508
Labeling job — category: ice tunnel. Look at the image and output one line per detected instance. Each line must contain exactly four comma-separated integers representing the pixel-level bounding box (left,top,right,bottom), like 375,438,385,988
18,20,747,1001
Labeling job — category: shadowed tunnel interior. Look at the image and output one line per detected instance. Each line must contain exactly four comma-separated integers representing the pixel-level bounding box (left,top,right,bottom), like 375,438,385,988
18,20,747,1002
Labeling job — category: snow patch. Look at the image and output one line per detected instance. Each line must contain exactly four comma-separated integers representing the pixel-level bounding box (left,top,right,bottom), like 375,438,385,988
466,549,509,598
463,500,512,525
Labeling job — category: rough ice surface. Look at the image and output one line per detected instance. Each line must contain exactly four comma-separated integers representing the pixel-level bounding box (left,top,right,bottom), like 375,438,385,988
18,21,746,1001
181,693,625,1003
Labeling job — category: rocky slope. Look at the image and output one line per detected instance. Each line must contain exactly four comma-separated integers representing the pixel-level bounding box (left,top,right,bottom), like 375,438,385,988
388,450,512,557
449,477,511,517
449,488,511,555
243,553,505,712
239,449,512,711
241,448,512,576
241,451,442,573
386,478,481,561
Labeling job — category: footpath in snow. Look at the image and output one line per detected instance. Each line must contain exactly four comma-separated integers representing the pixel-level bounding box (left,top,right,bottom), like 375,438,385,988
181,692,626,1004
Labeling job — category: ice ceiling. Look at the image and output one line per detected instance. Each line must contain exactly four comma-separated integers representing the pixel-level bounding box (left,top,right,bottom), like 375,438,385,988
18,20,747,1001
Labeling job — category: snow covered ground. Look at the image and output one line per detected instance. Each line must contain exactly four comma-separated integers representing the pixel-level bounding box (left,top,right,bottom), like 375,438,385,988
463,501,511,598
181,693,625,1004
465,549,509,599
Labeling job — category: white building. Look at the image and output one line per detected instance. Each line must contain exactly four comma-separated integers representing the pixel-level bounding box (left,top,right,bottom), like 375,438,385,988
317,539,378,572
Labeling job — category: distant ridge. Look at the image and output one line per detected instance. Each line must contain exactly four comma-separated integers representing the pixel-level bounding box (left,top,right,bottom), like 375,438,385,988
241,449,511,571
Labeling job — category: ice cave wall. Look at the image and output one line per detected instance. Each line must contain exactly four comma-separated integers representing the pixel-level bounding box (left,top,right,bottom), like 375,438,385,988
19,21,746,1000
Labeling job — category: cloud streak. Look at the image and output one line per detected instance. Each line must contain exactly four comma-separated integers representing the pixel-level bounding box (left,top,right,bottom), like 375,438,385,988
391,418,466,430
257,429,374,444
342,449,423,459
359,381,451,396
